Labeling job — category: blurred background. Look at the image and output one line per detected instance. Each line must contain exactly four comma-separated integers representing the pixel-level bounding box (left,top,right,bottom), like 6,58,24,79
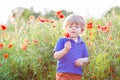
0,0,120,24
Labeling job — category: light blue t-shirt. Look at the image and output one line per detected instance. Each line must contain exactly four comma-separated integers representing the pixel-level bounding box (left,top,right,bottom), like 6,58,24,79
54,36,89,75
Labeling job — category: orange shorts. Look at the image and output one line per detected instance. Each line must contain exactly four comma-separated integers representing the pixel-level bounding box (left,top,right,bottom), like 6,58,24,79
56,72,82,80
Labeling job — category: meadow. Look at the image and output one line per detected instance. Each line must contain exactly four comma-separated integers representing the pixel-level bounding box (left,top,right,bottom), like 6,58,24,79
0,11,120,80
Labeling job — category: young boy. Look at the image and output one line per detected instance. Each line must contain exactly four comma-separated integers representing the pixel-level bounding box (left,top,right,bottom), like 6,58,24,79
54,14,89,80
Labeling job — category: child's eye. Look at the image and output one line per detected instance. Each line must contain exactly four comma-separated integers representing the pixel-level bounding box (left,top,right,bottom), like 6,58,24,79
76,23,79,25
75,26,80,28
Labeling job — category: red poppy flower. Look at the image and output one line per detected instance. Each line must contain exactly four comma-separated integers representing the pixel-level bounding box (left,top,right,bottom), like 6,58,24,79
4,54,8,58
22,45,27,51
98,25,110,32
101,26,107,31
56,11,65,19
0,43,4,49
40,19,45,22
58,14,64,19
33,40,39,44
8,44,13,48
101,26,110,32
98,25,102,29
44,19,50,22
0,25,7,30
87,22,93,29
56,11,62,15
64,32,70,38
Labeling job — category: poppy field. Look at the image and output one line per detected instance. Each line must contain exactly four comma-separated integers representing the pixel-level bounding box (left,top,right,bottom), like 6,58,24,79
0,11,120,80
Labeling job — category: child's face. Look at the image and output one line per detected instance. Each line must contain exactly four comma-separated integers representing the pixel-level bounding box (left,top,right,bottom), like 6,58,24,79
66,22,82,38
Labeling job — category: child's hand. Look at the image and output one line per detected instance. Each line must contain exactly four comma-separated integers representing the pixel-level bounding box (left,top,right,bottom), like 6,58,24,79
64,41,71,52
75,58,84,67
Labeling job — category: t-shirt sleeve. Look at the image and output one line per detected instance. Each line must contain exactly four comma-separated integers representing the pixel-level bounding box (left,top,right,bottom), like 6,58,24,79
83,43,89,57
54,38,65,52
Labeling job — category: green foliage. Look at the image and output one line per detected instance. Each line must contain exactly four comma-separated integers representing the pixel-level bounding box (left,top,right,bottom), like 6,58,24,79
21,9,33,20
104,6,120,17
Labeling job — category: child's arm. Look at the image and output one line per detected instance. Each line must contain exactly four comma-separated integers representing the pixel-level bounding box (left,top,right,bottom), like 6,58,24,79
54,41,71,60
81,57,89,63
75,57,89,66
54,48,68,60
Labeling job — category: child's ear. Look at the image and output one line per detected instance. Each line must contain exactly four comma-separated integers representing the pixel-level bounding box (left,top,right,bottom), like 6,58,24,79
80,29,85,34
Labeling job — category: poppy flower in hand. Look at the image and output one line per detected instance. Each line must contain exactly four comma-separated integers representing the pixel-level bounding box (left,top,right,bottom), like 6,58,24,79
64,32,70,38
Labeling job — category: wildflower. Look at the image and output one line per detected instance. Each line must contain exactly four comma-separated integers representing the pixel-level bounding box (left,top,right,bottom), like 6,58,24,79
105,28,110,32
33,40,39,44
63,32,70,38
58,14,64,19
101,26,110,32
0,25,7,30
29,15,35,20
88,42,93,47
89,32,93,36
50,20,54,23
56,11,65,19
22,45,27,51
8,44,13,48
0,43,4,49
24,39,30,45
4,54,8,58
98,25,102,29
87,22,93,29
44,19,50,22
101,26,107,31
52,24,56,28
40,19,45,22
56,11,62,15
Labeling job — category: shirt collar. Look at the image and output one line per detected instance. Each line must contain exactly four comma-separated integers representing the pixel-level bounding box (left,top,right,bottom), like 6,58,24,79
68,36,84,44
77,36,84,43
